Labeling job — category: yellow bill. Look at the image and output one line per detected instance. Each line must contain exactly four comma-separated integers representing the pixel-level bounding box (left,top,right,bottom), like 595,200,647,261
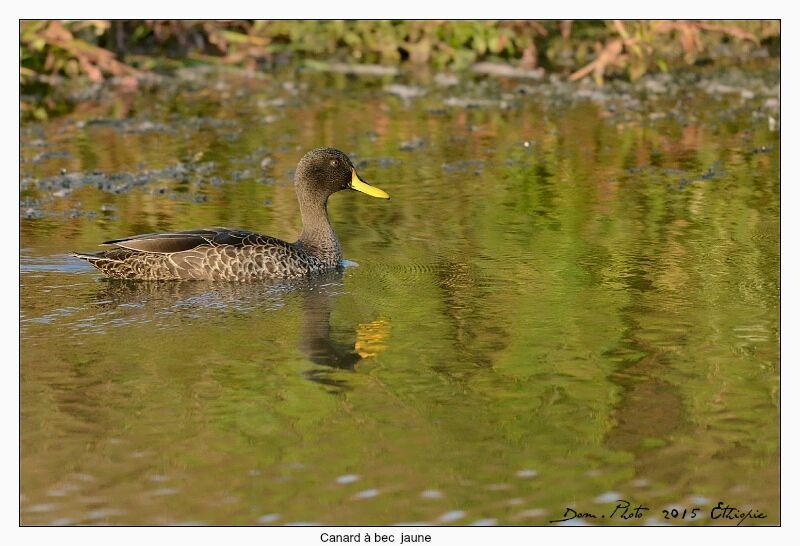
351,170,390,199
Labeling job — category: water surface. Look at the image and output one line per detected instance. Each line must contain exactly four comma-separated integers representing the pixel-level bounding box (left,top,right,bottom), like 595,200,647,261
20,67,779,525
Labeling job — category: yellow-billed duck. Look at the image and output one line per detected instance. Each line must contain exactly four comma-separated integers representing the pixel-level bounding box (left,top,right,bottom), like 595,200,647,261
72,147,389,281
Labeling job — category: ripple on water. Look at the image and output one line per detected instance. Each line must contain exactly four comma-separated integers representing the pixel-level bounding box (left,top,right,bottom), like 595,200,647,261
513,508,546,520
732,324,772,343
86,508,124,520
420,489,444,499
353,489,380,499
149,487,178,497
367,260,493,295
437,510,466,523
20,254,89,274
257,513,281,524
594,491,623,503
559,518,594,526
24,503,58,513
46,483,81,497
21,306,83,325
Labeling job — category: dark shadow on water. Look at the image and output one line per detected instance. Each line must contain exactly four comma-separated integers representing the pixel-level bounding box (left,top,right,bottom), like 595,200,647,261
91,270,366,391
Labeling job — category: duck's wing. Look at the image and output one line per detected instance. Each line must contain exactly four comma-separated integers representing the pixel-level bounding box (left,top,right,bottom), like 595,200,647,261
102,227,283,254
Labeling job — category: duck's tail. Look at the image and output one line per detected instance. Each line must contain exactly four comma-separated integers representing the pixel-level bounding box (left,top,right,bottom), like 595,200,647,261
73,250,135,280
72,251,98,261
72,251,107,262
71,250,122,271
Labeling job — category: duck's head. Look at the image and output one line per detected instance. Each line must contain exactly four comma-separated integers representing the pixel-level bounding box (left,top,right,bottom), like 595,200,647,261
295,147,389,204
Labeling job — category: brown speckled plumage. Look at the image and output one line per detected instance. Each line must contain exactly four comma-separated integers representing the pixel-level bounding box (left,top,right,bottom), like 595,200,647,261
73,148,389,281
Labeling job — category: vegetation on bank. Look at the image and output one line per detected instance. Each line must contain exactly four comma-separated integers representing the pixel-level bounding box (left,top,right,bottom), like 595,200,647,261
20,20,779,119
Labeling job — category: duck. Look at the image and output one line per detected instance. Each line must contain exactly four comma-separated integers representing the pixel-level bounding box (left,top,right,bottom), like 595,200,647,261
72,147,389,281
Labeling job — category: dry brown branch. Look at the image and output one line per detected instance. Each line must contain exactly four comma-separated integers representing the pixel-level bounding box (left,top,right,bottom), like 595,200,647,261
695,22,759,43
569,38,623,84
613,20,632,44
560,20,573,39
529,21,549,36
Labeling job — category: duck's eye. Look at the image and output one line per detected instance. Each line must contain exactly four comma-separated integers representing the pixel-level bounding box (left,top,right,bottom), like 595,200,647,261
330,159,339,168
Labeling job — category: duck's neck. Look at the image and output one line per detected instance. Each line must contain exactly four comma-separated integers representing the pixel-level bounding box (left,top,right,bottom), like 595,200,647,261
296,193,342,263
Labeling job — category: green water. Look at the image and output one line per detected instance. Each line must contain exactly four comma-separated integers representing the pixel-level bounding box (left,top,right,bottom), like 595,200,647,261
20,68,779,525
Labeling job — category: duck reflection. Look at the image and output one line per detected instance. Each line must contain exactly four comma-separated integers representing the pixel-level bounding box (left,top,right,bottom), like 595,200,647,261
296,273,363,390
90,270,388,390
